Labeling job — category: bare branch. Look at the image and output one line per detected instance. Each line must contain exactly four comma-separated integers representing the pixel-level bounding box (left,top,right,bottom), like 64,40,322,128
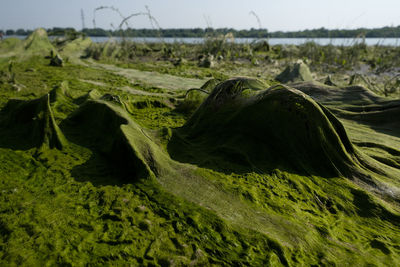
118,12,146,29
249,11,262,29
93,6,130,29
185,88,210,98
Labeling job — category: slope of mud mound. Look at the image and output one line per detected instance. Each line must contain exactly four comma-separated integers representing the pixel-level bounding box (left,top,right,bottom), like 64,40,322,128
290,81,400,136
49,81,72,103
60,37,92,56
23,28,55,54
73,89,102,105
334,103,400,123
63,100,164,180
169,78,360,177
125,99,170,110
333,101,400,137
291,81,382,105
46,81,78,120
275,60,313,83
198,77,266,106
0,94,67,150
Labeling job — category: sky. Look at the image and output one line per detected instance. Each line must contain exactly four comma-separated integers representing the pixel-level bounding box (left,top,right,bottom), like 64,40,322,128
1,0,400,31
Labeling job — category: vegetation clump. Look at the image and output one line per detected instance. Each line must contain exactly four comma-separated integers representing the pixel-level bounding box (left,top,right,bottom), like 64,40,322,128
49,53,64,67
198,53,215,68
275,60,313,83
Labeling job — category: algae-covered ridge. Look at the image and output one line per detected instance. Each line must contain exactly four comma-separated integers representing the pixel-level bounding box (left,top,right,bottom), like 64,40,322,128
0,29,400,266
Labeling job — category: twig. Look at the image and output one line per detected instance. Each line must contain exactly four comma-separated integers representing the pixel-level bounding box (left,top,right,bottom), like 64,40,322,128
93,6,130,29
118,12,147,30
249,11,262,29
185,88,210,98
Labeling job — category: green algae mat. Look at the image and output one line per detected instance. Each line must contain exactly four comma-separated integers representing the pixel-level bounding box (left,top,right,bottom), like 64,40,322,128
0,30,400,266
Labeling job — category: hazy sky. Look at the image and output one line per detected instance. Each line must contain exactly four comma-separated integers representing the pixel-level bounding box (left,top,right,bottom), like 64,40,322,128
1,0,400,31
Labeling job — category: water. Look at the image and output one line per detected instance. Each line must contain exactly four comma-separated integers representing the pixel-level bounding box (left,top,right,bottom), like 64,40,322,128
5,35,400,46
87,37,400,46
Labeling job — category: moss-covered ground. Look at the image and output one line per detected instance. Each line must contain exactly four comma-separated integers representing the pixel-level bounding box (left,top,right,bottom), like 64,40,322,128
0,31,400,266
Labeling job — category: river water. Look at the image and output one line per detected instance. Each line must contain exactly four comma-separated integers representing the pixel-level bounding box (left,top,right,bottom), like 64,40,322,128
5,35,400,46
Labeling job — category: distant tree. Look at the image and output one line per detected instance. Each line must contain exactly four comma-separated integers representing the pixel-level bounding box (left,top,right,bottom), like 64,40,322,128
5,25,400,39
16,29,26,35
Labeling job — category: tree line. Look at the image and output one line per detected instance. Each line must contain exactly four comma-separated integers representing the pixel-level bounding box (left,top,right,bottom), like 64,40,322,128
3,26,400,38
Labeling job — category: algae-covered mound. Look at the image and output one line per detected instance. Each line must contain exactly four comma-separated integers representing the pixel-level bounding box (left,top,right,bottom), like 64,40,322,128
176,78,221,114
0,37,22,53
60,37,92,56
73,89,102,105
0,28,55,56
83,39,122,60
100,93,122,105
335,102,400,138
23,28,55,54
290,81,382,105
63,100,163,180
170,78,359,177
276,60,313,83
47,81,78,119
0,94,67,150
49,81,71,103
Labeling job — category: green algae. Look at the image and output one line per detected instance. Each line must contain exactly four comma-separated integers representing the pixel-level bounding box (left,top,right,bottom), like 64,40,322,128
0,162,292,266
0,38,22,54
0,32,400,266
0,90,292,265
